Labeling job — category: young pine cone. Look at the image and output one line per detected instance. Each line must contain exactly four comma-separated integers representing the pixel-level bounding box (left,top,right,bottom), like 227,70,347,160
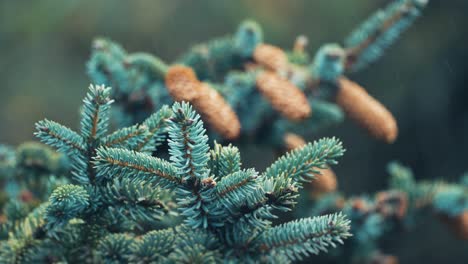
253,44,289,72
337,77,398,143
165,65,241,139
256,71,311,121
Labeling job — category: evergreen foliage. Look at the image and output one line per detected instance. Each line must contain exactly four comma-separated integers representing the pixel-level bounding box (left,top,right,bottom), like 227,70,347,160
2,1,466,263
87,0,428,147
303,161,468,263
344,0,428,71
0,142,70,239
0,85,351,263
0,142,69,200
93,101,351,261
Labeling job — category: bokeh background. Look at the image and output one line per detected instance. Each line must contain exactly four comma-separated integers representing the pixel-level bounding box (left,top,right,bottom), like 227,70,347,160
1,0,467,262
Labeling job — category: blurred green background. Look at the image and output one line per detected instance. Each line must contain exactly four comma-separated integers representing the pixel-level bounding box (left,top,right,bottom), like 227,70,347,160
1,0,467,262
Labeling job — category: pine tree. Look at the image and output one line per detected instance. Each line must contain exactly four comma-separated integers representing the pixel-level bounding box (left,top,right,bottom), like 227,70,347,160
0,85,351,263
2,1,466,263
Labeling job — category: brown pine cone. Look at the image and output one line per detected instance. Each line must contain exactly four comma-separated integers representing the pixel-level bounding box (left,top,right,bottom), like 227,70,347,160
253,44,289,72
256,71,311,121
193,83,241,139
165,65,200,101
337,77,398,143
165,65,241,139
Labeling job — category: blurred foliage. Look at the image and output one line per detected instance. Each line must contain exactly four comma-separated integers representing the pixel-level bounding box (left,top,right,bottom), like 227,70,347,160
1,0,468,262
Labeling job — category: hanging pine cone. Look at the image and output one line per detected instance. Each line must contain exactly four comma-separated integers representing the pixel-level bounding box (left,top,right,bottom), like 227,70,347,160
253,44,289,72
256,71,311,121
165,65,200,101
165,65,241,139
336,77,398,143
193,83,241,139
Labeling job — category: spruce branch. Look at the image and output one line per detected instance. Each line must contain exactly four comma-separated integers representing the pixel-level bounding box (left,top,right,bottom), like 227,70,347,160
45,184,90,230
234,20,263,58
216,169,257,198
261,174,299,211
125,52,168,81
311,44,346,83
80,84,114,141
209,142,241,178
28,85,184,252
254,213,351,261
100,177,171,222
102,124,150,150
264,137,345,184
215,169,259,223
34,120,85,155
92,100,350,256
87,38,128,94
169,243,222,264
344,0,428,71
167,102,210,181
96,233,133,263
129,228,175,263
8,204,47,240
134,105,173,153
433,185,468,217
35,84,172,184
306,161,468,262
167,226,222,263
166,102,224,229
94,147,181,187
388,161,415,191
13,92,354,262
